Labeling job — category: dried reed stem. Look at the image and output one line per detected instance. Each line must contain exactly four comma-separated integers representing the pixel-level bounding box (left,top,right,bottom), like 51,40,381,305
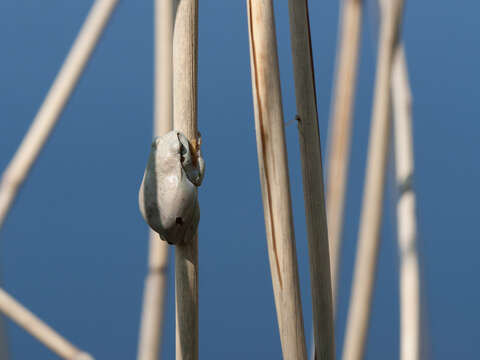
287,1,335,358
173,0,199,359
136,1,173,359
0,2,115,359
0,0,119,230
392,46,420,360
0,288,93,360
342,1,405,359
155,0,174,137
247,1,307,358
137,233,169,360
326,0,363,310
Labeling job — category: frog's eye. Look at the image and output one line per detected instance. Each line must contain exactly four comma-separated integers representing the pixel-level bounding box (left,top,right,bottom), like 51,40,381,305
179,143,188,163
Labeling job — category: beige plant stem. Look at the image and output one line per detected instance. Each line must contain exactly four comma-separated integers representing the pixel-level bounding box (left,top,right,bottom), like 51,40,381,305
371,2,421,358
136,1,173,359
0,0,119,231
172,0,199,359
247,1,307,358
287,1,335,359
137,232,169,360
0,288,93,360
391,46,420,360
326,0,363,310
342,1,405,359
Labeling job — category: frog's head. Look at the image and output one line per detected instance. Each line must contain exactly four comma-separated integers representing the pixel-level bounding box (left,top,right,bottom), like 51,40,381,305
153,130,191,155
151,131,193,172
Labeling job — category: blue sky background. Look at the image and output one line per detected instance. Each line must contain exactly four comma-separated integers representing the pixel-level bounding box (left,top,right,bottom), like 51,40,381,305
0,0,478,359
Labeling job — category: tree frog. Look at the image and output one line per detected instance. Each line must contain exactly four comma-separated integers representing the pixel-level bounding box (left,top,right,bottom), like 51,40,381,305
139,131,205,245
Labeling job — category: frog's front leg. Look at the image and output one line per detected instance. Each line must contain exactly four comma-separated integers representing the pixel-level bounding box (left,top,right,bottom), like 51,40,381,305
181,132,205,187
193,132,205,187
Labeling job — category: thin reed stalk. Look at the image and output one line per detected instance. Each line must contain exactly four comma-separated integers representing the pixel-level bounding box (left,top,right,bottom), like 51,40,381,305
326,0,363,309
0,0,119,230
0,288,92,360
136,1,173,359
391,46,420,360
137,233,169,360
342,1,405,359
287,1,335,359
173,0,199,359
247,1,307,358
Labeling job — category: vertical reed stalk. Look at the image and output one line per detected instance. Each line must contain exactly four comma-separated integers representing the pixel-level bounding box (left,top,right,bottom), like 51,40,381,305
369,2,421,357
247,1,307,358
342,1,405,359
287,1,335,359
326,0,363,309
173,0,199,359
0,0,119,230
0,288,93,360
136,1,173,359
137,233,169,360
391,46,420,360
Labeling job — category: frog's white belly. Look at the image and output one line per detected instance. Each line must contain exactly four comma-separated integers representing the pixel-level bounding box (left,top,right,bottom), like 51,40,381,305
140,166,199,245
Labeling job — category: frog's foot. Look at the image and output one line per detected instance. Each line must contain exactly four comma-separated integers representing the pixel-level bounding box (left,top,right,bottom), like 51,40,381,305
197,131,202,151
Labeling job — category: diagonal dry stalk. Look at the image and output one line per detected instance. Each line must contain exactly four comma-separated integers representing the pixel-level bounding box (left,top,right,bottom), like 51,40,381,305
0,288,93,360
326,0,364,310
287,0,335,359
247,1,307,358
136,1,173,359
391,46,421,360
172,0,199,359
0,0,119,231
0,1,117,359
342,0,405,359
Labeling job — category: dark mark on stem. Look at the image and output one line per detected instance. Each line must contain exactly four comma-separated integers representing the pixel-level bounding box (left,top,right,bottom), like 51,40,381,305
248,1,283,289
